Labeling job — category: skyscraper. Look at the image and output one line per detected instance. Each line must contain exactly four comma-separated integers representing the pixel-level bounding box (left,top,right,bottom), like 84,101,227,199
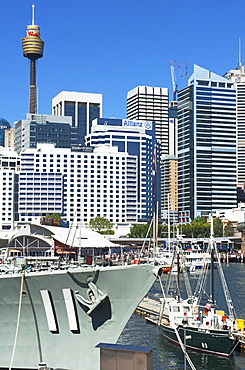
127,86,169,154
52,91,102,146
178,65,237,222
22,5,44,114
224,61,245,185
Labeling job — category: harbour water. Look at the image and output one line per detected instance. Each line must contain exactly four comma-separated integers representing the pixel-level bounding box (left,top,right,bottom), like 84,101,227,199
118,263,245,370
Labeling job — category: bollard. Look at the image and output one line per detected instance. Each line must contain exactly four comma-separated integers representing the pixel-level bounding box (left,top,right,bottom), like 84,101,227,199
38,363,47,370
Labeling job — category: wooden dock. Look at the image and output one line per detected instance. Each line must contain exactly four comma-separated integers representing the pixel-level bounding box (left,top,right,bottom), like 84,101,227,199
135,297,160,319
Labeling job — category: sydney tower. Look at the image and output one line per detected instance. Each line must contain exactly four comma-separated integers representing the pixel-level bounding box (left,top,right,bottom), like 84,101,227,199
22,5,44,114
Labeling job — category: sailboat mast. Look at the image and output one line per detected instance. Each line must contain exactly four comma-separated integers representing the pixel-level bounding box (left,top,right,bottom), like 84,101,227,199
153,145,158,254
210,216,215,305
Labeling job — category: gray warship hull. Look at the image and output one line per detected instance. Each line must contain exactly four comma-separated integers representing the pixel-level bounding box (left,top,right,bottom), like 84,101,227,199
0,264,159,370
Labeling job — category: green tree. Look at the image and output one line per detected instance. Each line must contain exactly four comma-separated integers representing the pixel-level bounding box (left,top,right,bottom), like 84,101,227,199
46,213,63,219
128,224,152,238
224,220,234,237
177,216,210,238
89,217,114,235
190,217,210,238
213,218,224,237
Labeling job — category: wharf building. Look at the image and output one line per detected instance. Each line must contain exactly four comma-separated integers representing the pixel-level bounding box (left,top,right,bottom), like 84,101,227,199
14,114,72,154
16,143,138,228
52,91,102,146
85,117,161,222
178,65,237,223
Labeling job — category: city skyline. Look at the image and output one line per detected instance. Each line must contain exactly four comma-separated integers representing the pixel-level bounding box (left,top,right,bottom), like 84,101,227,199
0,0,244,125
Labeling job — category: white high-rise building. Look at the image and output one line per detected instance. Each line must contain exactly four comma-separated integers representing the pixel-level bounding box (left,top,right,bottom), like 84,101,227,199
224,63,245,185
52,91,102,146
0,148,20,230
127,86,169,154
18,144,138,226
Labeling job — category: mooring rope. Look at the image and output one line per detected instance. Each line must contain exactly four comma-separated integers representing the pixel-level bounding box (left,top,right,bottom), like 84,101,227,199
174,327,196,370
9,272,25,370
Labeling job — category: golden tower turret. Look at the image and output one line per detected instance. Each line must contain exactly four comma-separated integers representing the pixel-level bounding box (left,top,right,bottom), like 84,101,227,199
22,5,44,114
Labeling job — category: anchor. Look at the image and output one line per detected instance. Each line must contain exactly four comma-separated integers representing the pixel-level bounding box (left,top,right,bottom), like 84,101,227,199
75,282,108,315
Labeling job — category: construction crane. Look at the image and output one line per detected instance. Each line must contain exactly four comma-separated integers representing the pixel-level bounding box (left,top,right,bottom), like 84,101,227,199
170,59,178,101
174,59,189,84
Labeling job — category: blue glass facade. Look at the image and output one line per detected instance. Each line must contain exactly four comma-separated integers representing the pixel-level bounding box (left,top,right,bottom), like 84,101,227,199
77,103,86,145
64,102,75,126
64,102,100,146
14,116,72,153
0,118,10,146
33,121,71,148
178,65,237,222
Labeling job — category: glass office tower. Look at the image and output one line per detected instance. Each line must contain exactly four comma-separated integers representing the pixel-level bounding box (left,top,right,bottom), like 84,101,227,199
0,118,11,147
178,65,237,222
52,91,102,146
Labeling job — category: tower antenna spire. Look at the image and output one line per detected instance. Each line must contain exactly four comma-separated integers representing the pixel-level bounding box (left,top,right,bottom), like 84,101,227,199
239,37,242,66
32,4,35,26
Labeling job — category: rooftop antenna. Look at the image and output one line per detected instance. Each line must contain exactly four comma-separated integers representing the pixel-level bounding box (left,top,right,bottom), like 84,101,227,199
32,4,35,26
239,37,242,66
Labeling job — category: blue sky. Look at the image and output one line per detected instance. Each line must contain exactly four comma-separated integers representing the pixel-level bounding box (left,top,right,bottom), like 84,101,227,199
0,0,244,125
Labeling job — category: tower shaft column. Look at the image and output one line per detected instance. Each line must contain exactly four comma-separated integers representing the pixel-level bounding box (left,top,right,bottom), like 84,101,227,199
29,59,36,114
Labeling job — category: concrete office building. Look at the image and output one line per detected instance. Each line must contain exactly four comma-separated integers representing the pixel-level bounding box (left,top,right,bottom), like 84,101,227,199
0,148,20,230
4,126,15,148
14,114,72,154
52,91,102,146
127,86,169,155
161,101,178,223
178,65,237,222
18,144,138,227
86,117,161,222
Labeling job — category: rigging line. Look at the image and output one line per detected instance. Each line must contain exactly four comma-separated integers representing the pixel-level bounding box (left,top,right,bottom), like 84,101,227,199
158,275,167,321
71,222,78,247
174,327,196,370
65,209,77,246
24,278,43,363
9,273,25,370
214,241,236,319
140,217,153,259
179,249,192,298
164,247,177,297
193,260,208,302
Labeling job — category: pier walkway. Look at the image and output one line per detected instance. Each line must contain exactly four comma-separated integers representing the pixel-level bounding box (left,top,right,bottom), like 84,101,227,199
136,297,161,317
